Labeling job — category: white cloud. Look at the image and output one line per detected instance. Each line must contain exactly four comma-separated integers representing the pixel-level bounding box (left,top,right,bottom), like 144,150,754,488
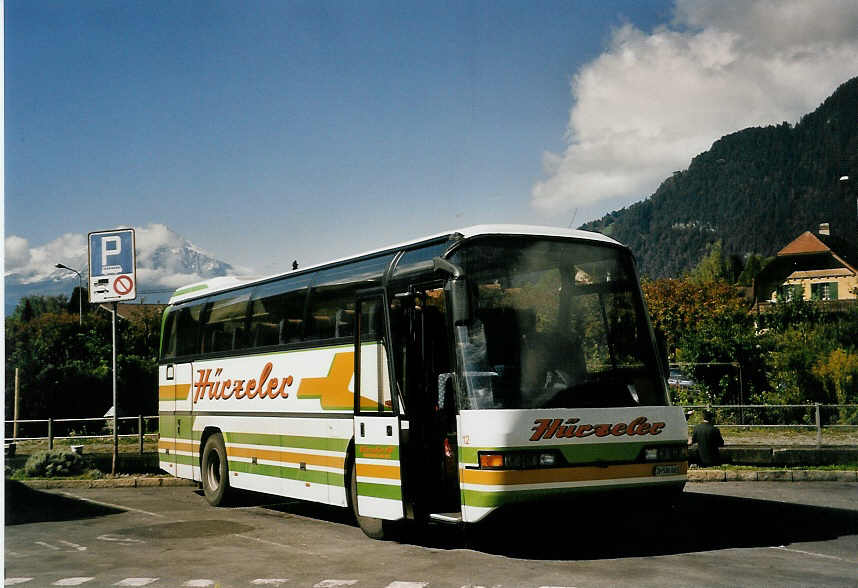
5,235,32,271
532,0,858,215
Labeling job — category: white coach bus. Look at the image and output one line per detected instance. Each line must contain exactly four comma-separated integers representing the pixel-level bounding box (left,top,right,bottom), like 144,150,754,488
158,225,687,539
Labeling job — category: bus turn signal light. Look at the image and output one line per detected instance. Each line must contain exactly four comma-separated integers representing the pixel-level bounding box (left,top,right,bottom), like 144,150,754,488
479,453,504,468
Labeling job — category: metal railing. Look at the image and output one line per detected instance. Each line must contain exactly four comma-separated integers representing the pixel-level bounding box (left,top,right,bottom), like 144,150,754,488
5,415,159,455
6,406,857,449
681,403,858,446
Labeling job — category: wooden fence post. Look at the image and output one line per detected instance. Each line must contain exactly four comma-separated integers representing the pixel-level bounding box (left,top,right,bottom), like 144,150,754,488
48,418,54,450
138,415,144,455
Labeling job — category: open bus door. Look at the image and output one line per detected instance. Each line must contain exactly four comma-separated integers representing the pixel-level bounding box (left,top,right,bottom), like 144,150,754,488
352,293,406,529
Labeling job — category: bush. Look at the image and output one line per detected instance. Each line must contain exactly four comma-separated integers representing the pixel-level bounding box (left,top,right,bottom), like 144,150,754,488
23,449,91,478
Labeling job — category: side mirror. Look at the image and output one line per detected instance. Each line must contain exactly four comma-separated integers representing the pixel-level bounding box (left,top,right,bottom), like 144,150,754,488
432,257,471,325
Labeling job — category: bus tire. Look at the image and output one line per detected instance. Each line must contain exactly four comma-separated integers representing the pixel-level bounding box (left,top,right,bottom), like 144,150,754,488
201,433,230,506
349,459,394,540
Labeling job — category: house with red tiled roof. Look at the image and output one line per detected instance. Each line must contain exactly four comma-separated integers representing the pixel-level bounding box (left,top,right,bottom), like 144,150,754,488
754,224,858,305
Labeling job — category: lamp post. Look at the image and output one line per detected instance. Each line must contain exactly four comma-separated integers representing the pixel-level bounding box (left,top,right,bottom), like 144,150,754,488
55,263,83,325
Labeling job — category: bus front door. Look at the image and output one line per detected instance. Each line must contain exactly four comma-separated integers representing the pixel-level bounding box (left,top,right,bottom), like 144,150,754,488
158,361,195,480
352,294,405,521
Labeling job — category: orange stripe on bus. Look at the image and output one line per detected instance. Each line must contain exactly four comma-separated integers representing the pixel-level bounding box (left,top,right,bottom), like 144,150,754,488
355,462,401,480
159,440,196,453
158,384,192,401
227,446,346,469
460,462,687,486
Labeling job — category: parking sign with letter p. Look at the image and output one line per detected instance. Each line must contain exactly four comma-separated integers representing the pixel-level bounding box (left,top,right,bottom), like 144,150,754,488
88,228,137,303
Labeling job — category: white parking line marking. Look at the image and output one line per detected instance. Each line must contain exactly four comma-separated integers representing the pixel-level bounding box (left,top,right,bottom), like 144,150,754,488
386,583,428,588
52,578,95,586
251,581,290,586
183,581,216,587
235,534,320,556
59,540,88,551
98,534,146,544
770,546,848,562
57,491,166,518
114,579,160,586
315,581,358,587
36,541,61,551
5,579,34,585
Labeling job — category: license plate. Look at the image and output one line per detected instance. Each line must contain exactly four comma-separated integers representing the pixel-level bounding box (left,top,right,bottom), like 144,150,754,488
653,464,681,476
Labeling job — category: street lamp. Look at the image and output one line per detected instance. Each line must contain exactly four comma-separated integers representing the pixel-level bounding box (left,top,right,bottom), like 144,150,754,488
55,263,83,325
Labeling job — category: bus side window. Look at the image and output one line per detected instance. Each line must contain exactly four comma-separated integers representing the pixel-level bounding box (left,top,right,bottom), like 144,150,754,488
201,293,250,353
161,310,177,359
306,255,392,343
176,303,204,357
360,297,383,340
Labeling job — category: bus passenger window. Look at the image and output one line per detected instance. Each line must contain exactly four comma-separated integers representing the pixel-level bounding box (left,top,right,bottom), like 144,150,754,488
176,303,204,357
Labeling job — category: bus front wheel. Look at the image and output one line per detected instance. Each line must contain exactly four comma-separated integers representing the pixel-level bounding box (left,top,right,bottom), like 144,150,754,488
201,433,231,506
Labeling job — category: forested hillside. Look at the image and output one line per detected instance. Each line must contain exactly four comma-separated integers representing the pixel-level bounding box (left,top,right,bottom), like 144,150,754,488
581,77,858,278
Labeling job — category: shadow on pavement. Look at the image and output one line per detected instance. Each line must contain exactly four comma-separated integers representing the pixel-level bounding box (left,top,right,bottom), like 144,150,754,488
5,480,123,525
195,487,356,525
194,485,858,561
414,491,858,560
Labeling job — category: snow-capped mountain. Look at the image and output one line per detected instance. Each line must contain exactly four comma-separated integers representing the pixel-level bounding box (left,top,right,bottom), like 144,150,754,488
4,224,245,315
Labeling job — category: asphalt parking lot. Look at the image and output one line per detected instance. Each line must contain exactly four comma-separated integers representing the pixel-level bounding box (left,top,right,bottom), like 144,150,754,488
5,480,858,587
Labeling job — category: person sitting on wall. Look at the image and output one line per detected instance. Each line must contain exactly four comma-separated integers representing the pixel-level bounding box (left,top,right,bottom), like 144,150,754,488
690,410,725,467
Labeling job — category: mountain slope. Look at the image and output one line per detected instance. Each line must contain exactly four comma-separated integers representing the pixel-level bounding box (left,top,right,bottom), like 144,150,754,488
580,77,858,278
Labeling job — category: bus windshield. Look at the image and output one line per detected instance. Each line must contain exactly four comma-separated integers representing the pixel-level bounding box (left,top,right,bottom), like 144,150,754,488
450,238,667,410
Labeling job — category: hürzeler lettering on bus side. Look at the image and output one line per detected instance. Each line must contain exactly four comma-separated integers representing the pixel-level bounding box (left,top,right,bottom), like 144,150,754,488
529,417,665,441
193,362,294,403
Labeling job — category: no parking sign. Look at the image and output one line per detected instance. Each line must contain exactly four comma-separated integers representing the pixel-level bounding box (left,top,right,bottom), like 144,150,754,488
88,228,137,303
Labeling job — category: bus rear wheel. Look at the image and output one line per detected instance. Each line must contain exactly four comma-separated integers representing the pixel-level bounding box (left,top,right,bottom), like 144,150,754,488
201,433,230,506
349,460,396,540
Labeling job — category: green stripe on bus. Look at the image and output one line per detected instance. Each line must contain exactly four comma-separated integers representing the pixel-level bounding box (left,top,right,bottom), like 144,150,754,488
356,444,400,460
228,459,345,486
223,431,349,452
462,480,682,508
173,453,198,466
174,284,209,296
357,481,402,501
459,440,678,465
158,414,195,441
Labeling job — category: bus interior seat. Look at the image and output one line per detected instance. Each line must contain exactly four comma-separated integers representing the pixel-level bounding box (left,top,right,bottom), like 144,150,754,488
278,318,304,343
254,323,279,347
335,309,355,338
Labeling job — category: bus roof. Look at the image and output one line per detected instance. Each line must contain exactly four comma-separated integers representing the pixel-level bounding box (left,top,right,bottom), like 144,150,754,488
167,224,621,305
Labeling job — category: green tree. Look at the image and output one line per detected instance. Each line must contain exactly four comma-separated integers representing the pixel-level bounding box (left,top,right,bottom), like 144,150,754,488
6,297,161,423
813,348,858,423
688,240,730,284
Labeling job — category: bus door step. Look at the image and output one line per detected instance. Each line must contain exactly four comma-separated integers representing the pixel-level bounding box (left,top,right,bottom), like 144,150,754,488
429,512,462,523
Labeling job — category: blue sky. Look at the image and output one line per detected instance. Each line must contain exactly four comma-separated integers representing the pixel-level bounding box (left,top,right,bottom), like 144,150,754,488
6,1,858,285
